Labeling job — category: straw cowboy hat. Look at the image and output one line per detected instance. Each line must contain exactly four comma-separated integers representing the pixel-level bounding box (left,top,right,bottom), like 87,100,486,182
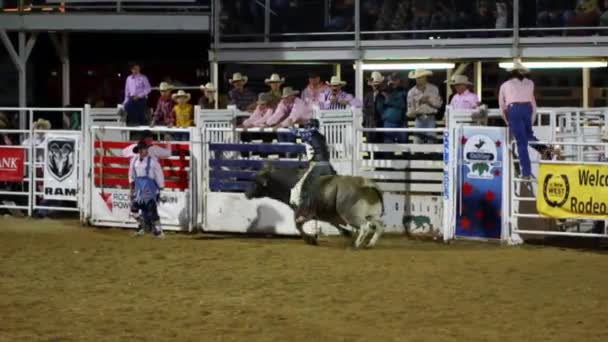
158,82,173,92
265,73,285,84
228,72,248,84
508,59,530,73
368,71,385,85
281,87,300,98
327,75,347,87
257,93,272,105
446,75,473,86
200,82,216,92
408,69,433,79
0,112,9,129
33,118,51,130
171,90,191,101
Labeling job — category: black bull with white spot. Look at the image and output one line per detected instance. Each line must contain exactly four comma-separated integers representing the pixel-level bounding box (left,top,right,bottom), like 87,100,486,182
245,166,385,248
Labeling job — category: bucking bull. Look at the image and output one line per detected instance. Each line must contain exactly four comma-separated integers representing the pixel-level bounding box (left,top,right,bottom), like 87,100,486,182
245,165,385,248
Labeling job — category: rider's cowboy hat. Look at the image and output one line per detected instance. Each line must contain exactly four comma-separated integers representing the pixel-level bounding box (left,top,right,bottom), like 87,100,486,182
33,118,51,130
228,72,248,84
408,69,433,79
327,75,347,87
446,75,473,86
281,87,300,98
158,82,173,92
265,73,285,84
171,90,191,101
508,59,530,73
200,82,217,92
368,71,385,86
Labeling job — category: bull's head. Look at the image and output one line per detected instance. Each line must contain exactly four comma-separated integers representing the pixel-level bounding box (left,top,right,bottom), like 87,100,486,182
245,164,272,199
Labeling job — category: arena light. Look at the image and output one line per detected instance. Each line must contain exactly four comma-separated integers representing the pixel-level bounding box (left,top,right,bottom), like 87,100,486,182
358,63,455,71
499,61,607,69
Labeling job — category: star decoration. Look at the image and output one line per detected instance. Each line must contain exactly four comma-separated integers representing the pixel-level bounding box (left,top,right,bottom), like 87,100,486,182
460,217,471,230
462,182,473,196
493,169,501,177
461,136,468,145
495,140,502,147
484,190,495,202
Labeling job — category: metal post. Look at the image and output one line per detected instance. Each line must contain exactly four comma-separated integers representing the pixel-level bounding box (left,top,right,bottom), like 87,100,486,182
474,61,483,101
213,0,221,49
354,0,360,46
512,0,520,57
334,64,341,78
62,33,70,106
264,0,270,43
355,60,363,101
582,67,590,108
446,68,453,99
19,32,26,129
210,61,219,109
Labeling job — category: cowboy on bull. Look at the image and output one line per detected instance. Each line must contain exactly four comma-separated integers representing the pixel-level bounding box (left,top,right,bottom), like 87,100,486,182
289,119,336,223
129,140,166,238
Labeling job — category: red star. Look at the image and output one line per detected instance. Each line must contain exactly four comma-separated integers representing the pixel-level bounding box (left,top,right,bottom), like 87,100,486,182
493,169,501,177
495,140,502,147
485,190,495,202
462,182,474,196
461,136,468,145
475,210,484,219
460,217,471,230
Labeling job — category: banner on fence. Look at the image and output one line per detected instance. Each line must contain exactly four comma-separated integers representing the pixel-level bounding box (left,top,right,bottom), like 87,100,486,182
43,132,80,200
0,147,25,182
537,162,608,219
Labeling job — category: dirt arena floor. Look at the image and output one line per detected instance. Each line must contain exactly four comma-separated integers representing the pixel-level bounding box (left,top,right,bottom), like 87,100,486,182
1,217,608,341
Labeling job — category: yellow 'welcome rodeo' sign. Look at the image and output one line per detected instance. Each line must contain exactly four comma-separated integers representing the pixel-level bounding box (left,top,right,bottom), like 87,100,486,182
537,162,608,219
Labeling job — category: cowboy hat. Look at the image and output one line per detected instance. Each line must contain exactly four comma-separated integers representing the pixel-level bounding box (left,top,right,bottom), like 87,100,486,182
200,82,216,92
158,82,173,92
368,71,385,85
408,69,433,79
33,118,51,130
446,75,473,86
327,76,347,87
265,73,285,84
508,59,530,73
281,87,300,98
257,93,272,105
228,72,248,84
132,139,152,154
171,90,191,101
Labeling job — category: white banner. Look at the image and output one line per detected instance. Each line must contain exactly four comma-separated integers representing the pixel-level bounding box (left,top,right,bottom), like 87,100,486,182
43,132,80,201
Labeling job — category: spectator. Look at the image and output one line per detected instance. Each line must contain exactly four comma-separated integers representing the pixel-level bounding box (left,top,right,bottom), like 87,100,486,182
383,73,408,143
265,87,312,142
301,72,330,107
241,93,274,128
326,0,355,31
411,0,432,35
363,72,386,143
199,82,220,109
496,0,509,29
228,72,257,112
430,0,453,30
447,75,480,110
123,62,152,126
170,90,194,140
406,69,443,144
569,0,601,32
473,0,496,35
388,1,413,38
537,0,572,28
153,82,174,127
375,0,398,32
264,73,285,108
322,76,362,110
0,112,13,145
122,130,171,159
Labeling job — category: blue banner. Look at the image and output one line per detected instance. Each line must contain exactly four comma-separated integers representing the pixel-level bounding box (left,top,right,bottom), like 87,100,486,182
455,127,506,239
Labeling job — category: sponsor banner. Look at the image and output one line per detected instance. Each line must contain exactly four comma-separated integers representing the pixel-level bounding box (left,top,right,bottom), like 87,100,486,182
43,133,80,200
455,127,506,239
537,162,608,219
0,147,25,182
91,188,189,228
443,130,450,200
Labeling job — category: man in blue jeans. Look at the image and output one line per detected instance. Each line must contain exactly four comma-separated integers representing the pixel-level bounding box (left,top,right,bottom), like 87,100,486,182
382,73,407,143
123,62,152,126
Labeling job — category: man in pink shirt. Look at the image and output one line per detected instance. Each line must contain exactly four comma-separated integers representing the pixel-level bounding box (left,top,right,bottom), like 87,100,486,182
321,76,362,110
499,60,554,179
448,75,480,110
264,87,312,142
241,93,274,128
301,72,330,107
123,62,152,126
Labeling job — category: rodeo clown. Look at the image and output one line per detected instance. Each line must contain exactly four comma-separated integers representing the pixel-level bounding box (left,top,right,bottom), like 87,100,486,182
129,139,166,238
289,119,336,223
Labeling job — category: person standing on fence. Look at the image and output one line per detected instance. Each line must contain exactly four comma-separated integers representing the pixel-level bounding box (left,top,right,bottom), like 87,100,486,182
448,75,480,110
129,140,165,238
228,72,257,112
199,82,222,109
406,69,443,144
123,62,152,126
169,90,194,141
322,76,362,110
301,72,330,107
264,73,285,108
499,60,557,179
241,93,274,128
122,130,171,159
264,87,312,142
383,73,408,144
363,72,386,143
152,82,174,127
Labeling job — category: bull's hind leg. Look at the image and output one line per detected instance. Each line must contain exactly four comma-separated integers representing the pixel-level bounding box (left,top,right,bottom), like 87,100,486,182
353,221,373,249
294,216,318,246
366,219,385,248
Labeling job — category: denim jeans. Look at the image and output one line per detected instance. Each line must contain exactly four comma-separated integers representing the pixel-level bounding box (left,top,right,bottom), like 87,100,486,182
413,116,436,144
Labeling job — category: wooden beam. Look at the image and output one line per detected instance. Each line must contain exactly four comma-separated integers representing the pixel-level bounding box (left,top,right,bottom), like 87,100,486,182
0,29,23,73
